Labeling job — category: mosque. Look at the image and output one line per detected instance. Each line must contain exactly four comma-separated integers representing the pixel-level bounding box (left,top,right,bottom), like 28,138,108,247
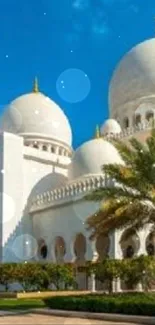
0,37,155,290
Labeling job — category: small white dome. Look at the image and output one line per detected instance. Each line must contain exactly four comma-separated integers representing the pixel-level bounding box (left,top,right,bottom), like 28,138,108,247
30,173,67,198
100,119,121,135
0,92,72,146
69,138,122,180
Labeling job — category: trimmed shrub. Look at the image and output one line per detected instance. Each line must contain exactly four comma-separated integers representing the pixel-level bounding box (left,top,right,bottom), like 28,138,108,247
43,263,76,290
15,263,49,291
0,263,16,291
0,263,75,292
120,256,155,290
92,259,122,293
44,293,155,316
0,256,154,292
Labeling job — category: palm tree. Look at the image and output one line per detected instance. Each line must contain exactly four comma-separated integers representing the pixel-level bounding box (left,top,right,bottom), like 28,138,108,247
86,129,155,239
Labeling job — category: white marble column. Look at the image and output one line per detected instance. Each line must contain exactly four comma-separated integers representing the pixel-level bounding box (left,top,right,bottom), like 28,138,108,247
47,143,51,153
136,227,152,292
49,238,57,262
38,142,43,150
85,237,98,262
109,230,123,293
55,146,59,155
137,227,152,256
64,238,76,263
136,282,143,292
88,272,96,292
112,278,122,293
84,237,98,292
61,148,65,156
109,229,123,259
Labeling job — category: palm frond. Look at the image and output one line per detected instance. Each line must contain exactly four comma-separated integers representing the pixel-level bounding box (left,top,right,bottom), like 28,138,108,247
129,137,147,154
85,130,155,240
109,138,136,166
103,164,152,196
87,198,155,239
85,188,105,201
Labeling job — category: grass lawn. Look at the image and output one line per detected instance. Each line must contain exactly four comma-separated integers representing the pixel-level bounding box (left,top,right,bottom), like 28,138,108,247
0,299,45,310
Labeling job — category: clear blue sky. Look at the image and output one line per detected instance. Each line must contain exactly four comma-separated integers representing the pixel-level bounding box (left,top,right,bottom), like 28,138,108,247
0,0,154,147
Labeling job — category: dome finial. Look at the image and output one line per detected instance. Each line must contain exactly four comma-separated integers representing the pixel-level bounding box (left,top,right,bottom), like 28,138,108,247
33,77,39,93
94,124,100,139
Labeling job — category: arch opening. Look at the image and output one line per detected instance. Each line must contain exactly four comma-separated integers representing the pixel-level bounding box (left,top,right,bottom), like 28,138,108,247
146,232,155,256
74,233,86,264
38,239,48,260
134,114,141,126
123,117,129,128
33,142,39,149
51,146,55,153
146,111,154,122
120,229,140,258
42,145,48,151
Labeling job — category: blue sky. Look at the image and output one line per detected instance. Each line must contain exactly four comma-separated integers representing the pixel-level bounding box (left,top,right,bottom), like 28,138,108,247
0,0,154,147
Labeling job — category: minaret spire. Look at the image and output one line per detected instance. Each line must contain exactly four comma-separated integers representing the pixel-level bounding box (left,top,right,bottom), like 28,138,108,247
94,124,100,139
33,77,39,93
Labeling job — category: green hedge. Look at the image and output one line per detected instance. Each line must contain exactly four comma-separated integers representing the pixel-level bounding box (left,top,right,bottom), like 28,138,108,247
0,256,155,292
44,293,155,316
0,263,76,292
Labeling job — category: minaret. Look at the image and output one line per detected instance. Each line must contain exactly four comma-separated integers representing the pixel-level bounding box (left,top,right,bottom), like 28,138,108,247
32,77,39,93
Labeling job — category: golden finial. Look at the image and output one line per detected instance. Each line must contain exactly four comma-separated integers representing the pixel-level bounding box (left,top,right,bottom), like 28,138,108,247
94,124,100,139
33,77,39,93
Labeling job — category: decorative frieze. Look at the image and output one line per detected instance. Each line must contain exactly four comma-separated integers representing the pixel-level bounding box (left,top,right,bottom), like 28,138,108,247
30,120,153,214
30,174,106,213
104,120,153,141
24,140,72,158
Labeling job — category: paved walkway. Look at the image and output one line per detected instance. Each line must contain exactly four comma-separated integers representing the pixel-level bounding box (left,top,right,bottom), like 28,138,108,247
0,314,139,325
0,313,139,325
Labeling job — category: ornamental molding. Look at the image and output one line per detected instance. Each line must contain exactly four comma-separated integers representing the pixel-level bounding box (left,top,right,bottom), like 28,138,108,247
104,120,153,140
20,132,73,152
29,174,109,214
29,120,154,214
23,146,71,167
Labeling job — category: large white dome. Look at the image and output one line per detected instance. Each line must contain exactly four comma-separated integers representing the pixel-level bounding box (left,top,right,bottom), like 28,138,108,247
0,91,72,146
69,138,122,180
109,38,155,125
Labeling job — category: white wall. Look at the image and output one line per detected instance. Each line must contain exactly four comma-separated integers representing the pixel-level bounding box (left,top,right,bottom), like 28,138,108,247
21,147,70,262
0,132,71,262
32,198,100,262
0,132,24,261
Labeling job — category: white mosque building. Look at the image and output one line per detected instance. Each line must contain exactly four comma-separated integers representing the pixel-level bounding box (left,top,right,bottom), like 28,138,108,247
0,37,155,289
